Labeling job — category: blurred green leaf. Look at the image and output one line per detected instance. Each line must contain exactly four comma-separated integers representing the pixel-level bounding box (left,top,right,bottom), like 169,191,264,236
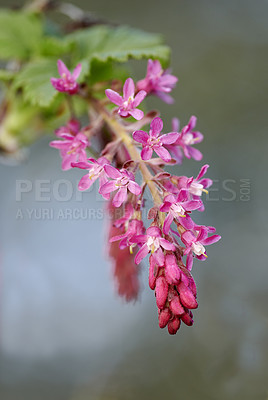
14,59,59,107
0,10,42,61
67,25,170,79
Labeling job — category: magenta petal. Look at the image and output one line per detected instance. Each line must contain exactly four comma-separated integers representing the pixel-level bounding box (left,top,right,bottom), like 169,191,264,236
57,59,69,77
188,115,197,131
196,164,209,180
155,91,174,104
172,117,180,132
160,132,179,145
135,244,149,265
188,147,203,161
202,235,221,245
105,89,123,106
153,248,165,266
159,238,175,251
104,165,122,179
150,117,163,135
154,146,171,162
147,226,161,237
199,178,213,188
113,187,127,208
128,181,141,195
179,214,194,230
133,130,149,144
99,180,116,195
186,252,193,271
133,90,147,107
72,63,82,80
141,146,153,161
123,78,135,99
163,212,173,235
129,109,144,121
71,161,91,169
49,140,69,149
78,174,93,191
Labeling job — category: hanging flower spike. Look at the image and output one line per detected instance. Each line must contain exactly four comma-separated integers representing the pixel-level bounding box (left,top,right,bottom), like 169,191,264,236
51,60,82,95
131,226,175,266
181,227,221,270
136,59,178,104
105,78,147,120
71,157,110,198
99,165,142,207
133,117,179,162
50,131,89,171
160,193,202,234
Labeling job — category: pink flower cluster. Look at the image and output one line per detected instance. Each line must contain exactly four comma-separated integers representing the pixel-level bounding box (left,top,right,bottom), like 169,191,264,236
50,58,220,334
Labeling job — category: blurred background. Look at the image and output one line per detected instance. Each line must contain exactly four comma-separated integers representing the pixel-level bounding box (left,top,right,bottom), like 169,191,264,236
0,0,267,399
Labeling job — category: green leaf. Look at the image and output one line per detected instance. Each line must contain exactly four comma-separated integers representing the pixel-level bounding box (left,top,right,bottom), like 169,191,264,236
0,69,15,81
14,59,59,107
66,25,170,79
0,10,42,61
39,36,72,57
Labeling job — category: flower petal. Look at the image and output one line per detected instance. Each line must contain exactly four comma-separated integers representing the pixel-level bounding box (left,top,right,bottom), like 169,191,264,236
72,63,82,80
150,117,163,136
123,78,135,99
105,89,123,106
133,90,147,107
113,187,127,207
128,109,144,121
160,132,179,145
78,174,94,191
141,146,153,161
133,130,149,145
57,59,69,77
128,181,141,195
135,244,149,265
104,165,122,179
154,146,171,162
99,180,116,195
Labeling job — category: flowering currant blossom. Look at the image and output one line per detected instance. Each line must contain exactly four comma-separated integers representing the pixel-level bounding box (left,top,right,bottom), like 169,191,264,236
51,60,81,95
160,193,202,234
99,165,142,207
49,131,89,171
49,55,221,334
166,117,203,164
137,59,178,104
71,157,110,198
133,117,179,162
131,226,175,266
105,78,147,120
181,227,221,270
178,164,213,211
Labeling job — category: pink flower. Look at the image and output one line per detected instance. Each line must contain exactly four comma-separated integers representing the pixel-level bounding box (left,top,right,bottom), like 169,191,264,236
71,157,110,197
51,60,82,95
110,211,145,250
133,117,179,162
55,119,80,137
137,59,178,104
160,192,202,234
166,117,203,164
131,226,175,266
99,166,142,207
50,131,89,171
181,227,221,270
105,78,146,120
178,164,213,211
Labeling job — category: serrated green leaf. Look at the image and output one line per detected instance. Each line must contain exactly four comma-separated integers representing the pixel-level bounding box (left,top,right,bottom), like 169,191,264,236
14,59,59,107
0,10,42,61
66,25,170,79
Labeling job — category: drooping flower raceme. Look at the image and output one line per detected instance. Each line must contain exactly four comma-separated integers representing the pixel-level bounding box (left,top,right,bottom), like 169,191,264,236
51,60,82,95
105,78,147,120
137,59,178,104
49,56,220,335
133,117,179,162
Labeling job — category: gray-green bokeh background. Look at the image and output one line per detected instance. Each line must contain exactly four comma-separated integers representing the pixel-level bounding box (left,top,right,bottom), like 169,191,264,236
0,1,267,399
